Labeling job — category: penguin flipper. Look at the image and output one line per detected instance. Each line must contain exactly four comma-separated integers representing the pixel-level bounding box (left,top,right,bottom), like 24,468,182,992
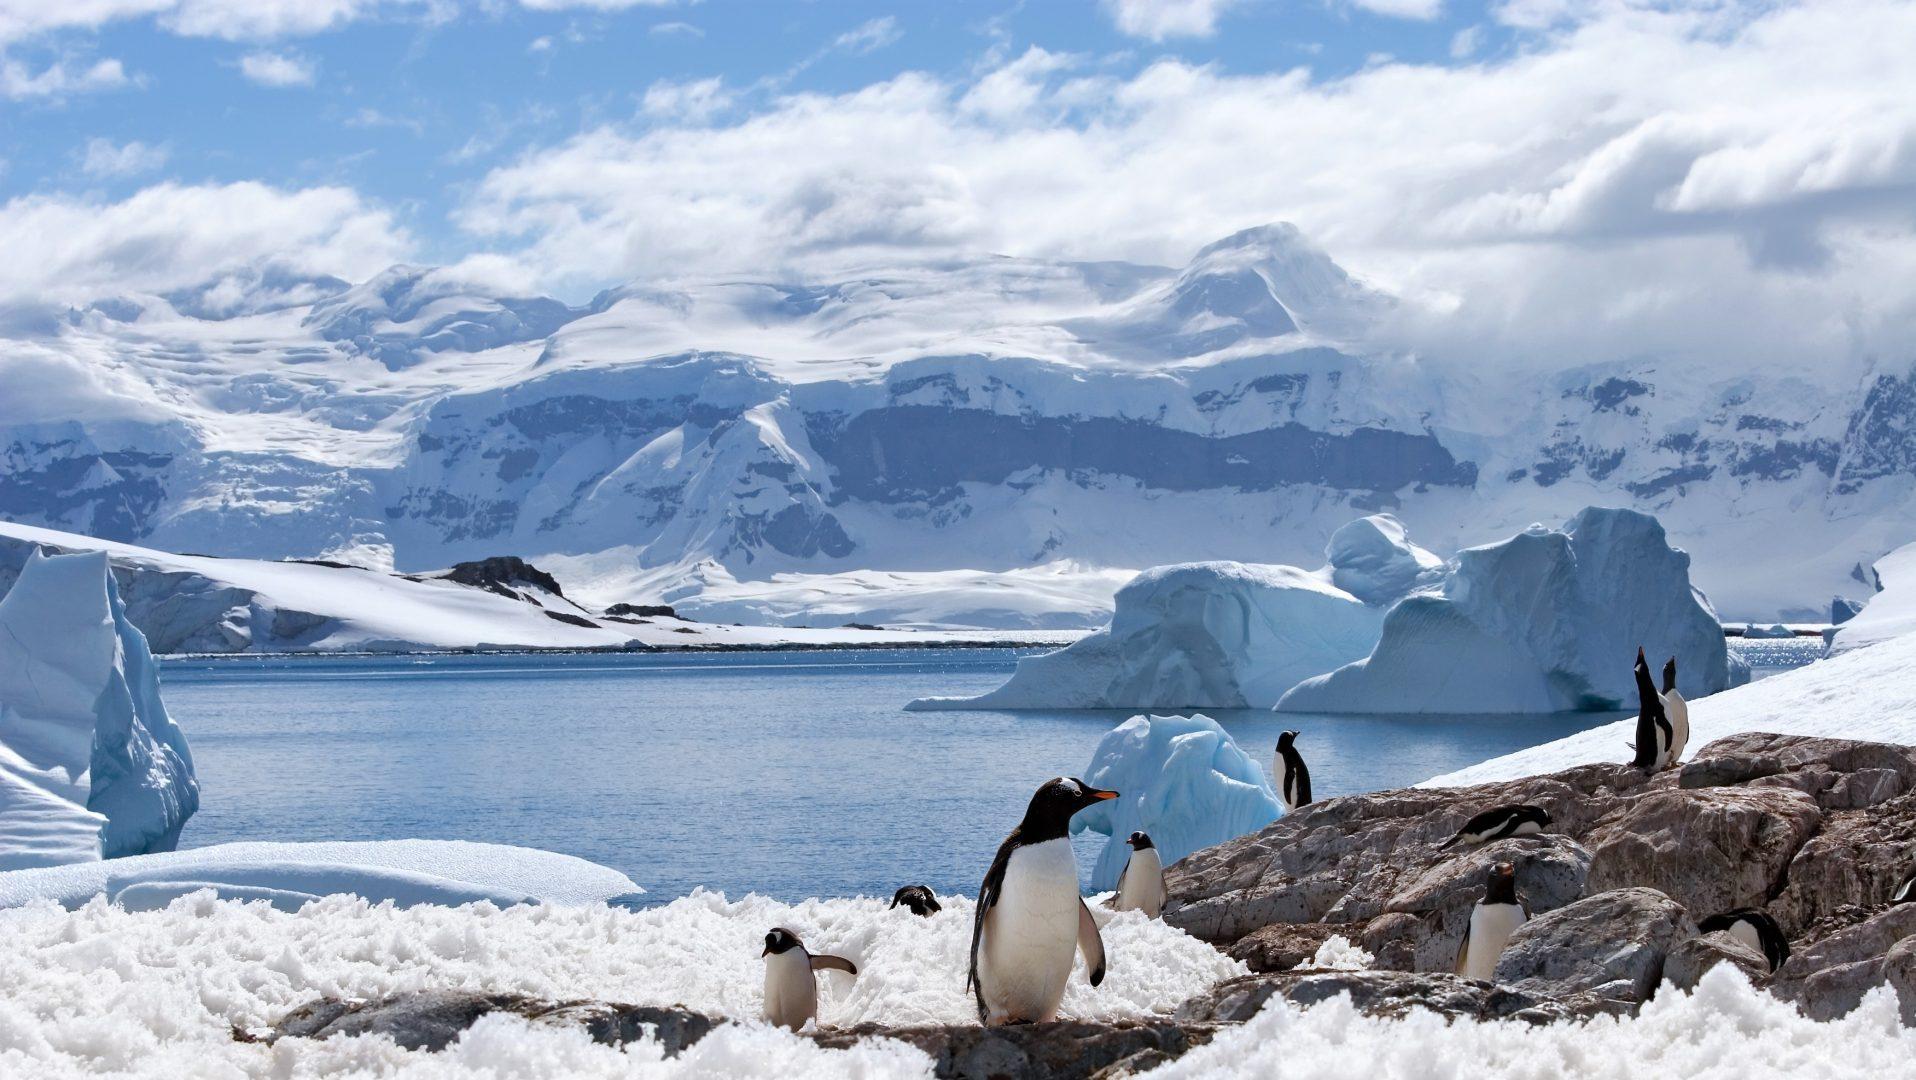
1453,926,1471,976
809,954,858,976
967,831,1017,1019
1077,898,1106,986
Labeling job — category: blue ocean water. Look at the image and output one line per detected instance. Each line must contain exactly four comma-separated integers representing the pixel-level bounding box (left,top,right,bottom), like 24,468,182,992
158,641,1810,903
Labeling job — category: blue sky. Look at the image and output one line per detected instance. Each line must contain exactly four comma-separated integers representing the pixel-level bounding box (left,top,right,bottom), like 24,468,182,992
0,0,1910,376
2,1,1505,269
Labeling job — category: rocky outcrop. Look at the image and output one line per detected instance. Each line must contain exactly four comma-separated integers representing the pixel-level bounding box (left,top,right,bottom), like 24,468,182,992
1166,732,1916,1021
1226,921,1367,972
269,991,716,1055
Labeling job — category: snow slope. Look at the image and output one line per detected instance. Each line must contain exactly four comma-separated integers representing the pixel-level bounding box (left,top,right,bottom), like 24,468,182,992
1071,715,1280,892
1827,539,1916,653
0,839,639,909
0,887,1237,1077
0,521,1075,654
0,550,196,868
1423,621,1916,786
9,224,1915,627
1281,508,1743,714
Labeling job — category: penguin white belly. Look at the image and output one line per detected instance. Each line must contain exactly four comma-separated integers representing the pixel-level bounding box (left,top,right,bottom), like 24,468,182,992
1114,848,1164,918
762,951,817,1031
1507,820,1542,839
980,838,1082,1024
1725,918,1763,958
1460,903,1526,981
1662,689,1689,766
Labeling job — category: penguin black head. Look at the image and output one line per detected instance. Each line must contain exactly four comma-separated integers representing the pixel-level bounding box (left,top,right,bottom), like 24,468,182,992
890,885,941,916
1484,861,1518,905
1018,777,1119,841
1126,831,1155,851
763,927,803,957
1662,656,1677,695
1277,730,1299,751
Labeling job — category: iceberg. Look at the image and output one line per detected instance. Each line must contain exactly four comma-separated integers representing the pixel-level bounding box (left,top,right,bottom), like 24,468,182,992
1070,714,1280,891
908,515,1434,710
0,549,197,869
1279,507,1745,714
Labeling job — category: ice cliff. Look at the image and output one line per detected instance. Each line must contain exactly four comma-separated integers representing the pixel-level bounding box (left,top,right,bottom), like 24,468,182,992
0,549,197,868
1278,507,1745,714
908,515,1433,710
1071,714,1280,892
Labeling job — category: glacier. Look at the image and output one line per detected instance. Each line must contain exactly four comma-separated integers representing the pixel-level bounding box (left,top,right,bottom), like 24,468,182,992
1279,507,1746,714
0,549,197,868
7,223,1916,628
908,514,1431,710
1070,714,1280,892
1827,538,1916,654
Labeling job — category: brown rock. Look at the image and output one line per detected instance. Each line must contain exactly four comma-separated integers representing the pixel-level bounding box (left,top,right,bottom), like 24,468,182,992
1770,904,1916,1021
1492,888,1691,1004
1770,789,1916,934
812,1020,1222,1080
1226,922,1367,973
1663,931,1771,991
1582,787,1821,916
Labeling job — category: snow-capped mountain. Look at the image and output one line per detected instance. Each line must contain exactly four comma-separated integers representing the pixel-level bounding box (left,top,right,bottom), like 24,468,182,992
4,224,1911,624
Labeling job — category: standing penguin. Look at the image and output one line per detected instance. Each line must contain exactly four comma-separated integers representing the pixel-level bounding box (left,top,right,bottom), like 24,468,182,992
1273,730,1312,812
761,927,858,1031
1455,861,1526,981
1440,805,1551,850
1629,648,1674,771
1660,656,1689,768
890,885,942,916
968,777,1118,1025
1112,831,1166,918
1697,908,1789,972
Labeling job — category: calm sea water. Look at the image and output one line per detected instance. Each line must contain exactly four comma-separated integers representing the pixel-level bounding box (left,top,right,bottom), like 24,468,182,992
158,640,1813,903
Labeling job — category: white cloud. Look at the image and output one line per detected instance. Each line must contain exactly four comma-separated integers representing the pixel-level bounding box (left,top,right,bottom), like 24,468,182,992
1348,0,1443,18
80,137,169,176
0,56,130,99
1102,0,1243,41
649,20,701,37
454,0,1916,374
1449,25,1484,58
0,181,409,307
640,76,733,123
238,50,315,87
832,15,902,55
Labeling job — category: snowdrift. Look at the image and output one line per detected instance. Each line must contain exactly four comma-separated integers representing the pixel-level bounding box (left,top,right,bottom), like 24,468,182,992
909,514,1433,710
1828,538,1916,653
0,550,197,869
0,839,640,910
1071,715,1280,892
1280,507,1745,714
1423,614,1916,786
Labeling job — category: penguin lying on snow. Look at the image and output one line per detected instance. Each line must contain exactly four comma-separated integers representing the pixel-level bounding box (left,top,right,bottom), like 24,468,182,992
1455,861,1526,981
890,885,941,917
1629,647,1676,771
1273,730,1312,812
1112,831,1166,918
1441,804,1551,850
761,928,858,1031
968,777,1117,1025
1698,908,1789,972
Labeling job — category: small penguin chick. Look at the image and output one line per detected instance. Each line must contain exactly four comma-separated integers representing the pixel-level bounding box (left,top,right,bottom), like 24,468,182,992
761,927,858,1032
889,885,941,917
1112,831,1166,919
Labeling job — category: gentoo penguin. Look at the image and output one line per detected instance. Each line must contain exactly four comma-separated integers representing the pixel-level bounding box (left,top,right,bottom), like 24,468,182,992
1273,730,1312,812
1697,908,1789,973
1660,656,1689,768
890,884,942,917
1454,861,1526,982
1112,831,1166,918
761,927,858,1031
1893,872,1916,905
1629,647,1674,771
968,777,1118,1025
1441,805,1551,850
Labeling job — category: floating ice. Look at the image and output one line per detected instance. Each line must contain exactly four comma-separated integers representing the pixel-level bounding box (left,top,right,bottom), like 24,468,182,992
1280,507,1745,714
1071,714,1281,891
0,549,197,869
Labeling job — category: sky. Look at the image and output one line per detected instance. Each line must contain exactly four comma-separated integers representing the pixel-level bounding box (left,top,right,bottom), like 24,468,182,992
1,0,1914,371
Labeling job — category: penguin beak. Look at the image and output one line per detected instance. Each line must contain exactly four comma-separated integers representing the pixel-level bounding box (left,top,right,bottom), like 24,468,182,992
1086,787,1119,802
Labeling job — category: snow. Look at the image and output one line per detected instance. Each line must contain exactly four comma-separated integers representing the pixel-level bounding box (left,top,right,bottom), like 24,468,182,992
1325,513,1444,606
0,887,1238,1077
1070,715,1281,892
1280,507,1745,714
1141,965,1915,1080
0,839,642,910
1423,618,1916,786
1828,538,1916,653
1303,935,1374,972
0,550,196,869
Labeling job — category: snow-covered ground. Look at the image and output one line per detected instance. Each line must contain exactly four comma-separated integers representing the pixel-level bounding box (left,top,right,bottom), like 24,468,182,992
0,888,1237,1077
1424,617,1916,786
1829,538,1916,654
0,521,1076,654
